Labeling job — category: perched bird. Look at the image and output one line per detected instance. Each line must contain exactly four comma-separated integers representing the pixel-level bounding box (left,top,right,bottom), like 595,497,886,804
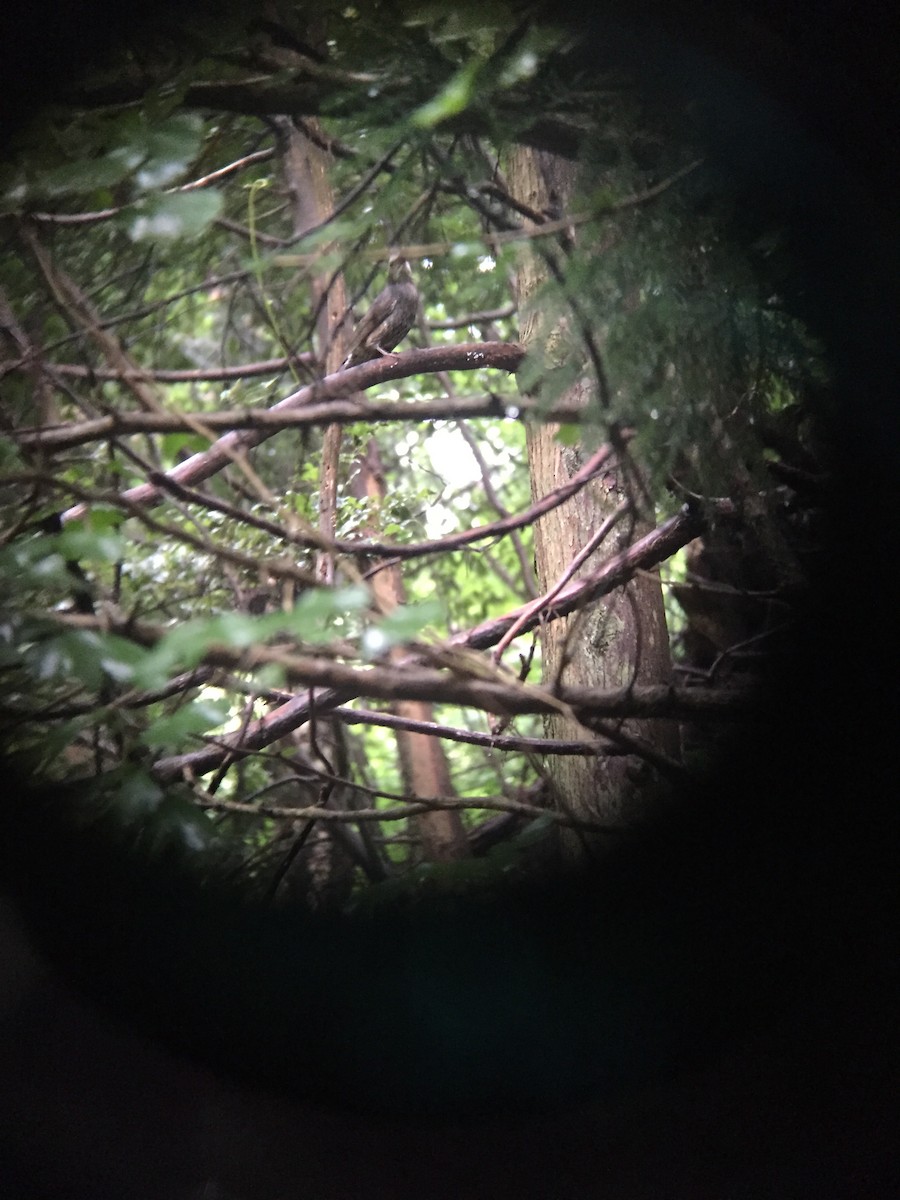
341,255,419,369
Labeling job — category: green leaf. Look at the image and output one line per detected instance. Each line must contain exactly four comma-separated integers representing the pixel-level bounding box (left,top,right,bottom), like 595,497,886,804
160,432,208,463
556,424,581,446
136,114,205,189
149,795,218,855
131,621,211,687
88,768,217,857
105,768,166,825
362,599,443,658
131,591,371,689
206,611,269,649
0,543,68,594
125,190,223,243
133,611,270,688
276,585,372,643
25,629,107,689
412,58,483,127
139,698,230,750
28,156,133,199
56,525,126,564
0,437,25,471
96,634,149,684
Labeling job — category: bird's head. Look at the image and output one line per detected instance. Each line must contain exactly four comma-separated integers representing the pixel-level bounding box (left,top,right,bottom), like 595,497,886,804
386,254,413,283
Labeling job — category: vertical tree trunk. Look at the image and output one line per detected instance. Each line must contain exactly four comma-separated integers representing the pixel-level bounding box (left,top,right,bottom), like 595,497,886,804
279,115,348,587
283,120,466,863
506,147,679,850
351,441,469,862
278,117,356,896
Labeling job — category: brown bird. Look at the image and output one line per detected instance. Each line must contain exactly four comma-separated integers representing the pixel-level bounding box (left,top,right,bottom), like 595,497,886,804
341,256,419,370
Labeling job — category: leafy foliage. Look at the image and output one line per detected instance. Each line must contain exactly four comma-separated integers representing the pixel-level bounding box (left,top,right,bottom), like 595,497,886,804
0,4,828,902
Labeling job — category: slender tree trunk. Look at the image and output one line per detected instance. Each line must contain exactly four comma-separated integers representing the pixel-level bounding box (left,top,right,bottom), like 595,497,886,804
284,121,465,862
278,116,356,896
506,147,679,852
279,115,348,587
351,441,468,862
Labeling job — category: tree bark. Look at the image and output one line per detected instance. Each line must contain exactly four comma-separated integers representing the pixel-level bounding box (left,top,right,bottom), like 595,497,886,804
351,441,469,862
506,147,679,852
278,116,356,897
279,116,348,589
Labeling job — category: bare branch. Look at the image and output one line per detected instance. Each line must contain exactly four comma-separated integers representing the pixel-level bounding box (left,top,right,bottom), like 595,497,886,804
460,504,705,651
51,607,748,733
431,304,516,330
4,357,310,385
492,498,632,663
53,342,523,523
139,505,706,782
194,787,620,833
20,148,277,227
7,432,621,571
13,392,547,451
332,706,631,756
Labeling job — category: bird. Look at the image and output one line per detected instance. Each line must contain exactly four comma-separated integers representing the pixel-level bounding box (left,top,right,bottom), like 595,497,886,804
341,255,419,370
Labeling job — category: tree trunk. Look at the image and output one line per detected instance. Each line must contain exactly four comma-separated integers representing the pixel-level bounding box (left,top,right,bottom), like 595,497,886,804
278,115,348,588
277,117,357,898
506,147,679,852
350,440,469,862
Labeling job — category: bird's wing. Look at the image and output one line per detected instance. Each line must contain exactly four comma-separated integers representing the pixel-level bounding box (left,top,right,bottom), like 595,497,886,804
345,289,392,357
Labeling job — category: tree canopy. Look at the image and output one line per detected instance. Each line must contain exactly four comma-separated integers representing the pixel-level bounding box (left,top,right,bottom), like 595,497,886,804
0,3,841,903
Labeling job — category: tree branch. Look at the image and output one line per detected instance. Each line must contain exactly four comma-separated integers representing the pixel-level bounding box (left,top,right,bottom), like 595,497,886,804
11,433,620,567
54,342,524,522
